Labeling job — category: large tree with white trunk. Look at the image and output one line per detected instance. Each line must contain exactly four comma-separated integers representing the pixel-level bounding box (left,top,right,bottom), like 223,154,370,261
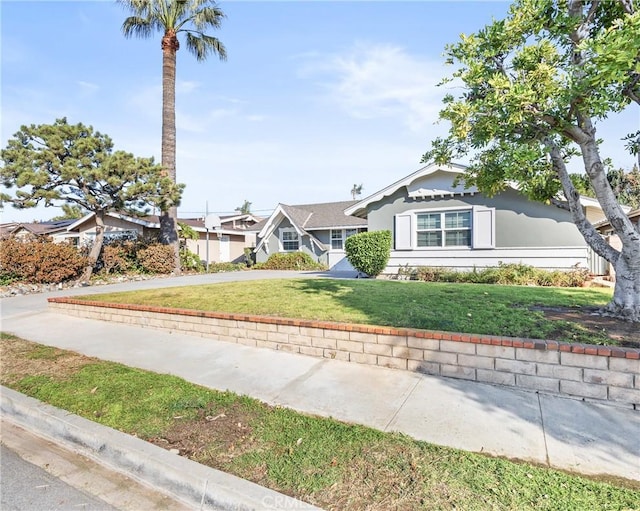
423,0,640,321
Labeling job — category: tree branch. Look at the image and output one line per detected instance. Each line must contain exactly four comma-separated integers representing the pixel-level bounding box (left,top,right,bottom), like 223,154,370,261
544,137,619,263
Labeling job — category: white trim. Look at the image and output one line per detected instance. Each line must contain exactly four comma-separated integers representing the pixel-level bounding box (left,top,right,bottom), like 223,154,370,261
345,162,605,218
255,204,308,252
385,246,589,273
345,163,467,217
415,209,472,249
328,227,364,251
279,227,300,252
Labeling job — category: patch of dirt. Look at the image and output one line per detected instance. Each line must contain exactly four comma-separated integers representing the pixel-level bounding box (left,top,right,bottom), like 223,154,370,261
147,404,262,471
0,336,95,385
530,306,640,348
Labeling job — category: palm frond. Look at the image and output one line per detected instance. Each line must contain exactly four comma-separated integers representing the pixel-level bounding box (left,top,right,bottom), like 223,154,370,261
121,16,153,38
192,5,226,31
184,32,226,61
120,1,227,59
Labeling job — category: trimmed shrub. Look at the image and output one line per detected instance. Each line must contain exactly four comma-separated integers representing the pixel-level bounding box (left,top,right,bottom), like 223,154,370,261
137,244,175,274
258,252,326,271
345,230,392,277
0,237,87,283
207,262,246,273
399,262,590,287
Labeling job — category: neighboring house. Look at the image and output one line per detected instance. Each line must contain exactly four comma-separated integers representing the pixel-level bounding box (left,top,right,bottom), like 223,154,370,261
5,212,260,265
4,219,77,242
593,208,640,279
344,163,606,275
177,214,261,264
254,201,367,271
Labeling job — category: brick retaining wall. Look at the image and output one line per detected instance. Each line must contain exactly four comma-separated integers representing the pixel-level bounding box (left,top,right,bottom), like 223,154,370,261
48,298,640,409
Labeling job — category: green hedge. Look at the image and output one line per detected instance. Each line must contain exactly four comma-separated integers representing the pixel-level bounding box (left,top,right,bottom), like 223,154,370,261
255,252,327,271
397,263,590,287
345,230,392,277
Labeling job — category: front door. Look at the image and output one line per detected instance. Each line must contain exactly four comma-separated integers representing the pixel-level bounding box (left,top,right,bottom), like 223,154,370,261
219,235,230,262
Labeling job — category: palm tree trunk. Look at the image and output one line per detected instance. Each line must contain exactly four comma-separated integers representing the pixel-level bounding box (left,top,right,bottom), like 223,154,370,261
161,30,181,274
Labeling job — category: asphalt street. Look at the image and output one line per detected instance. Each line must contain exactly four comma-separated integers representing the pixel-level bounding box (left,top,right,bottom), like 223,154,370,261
1,444,118,511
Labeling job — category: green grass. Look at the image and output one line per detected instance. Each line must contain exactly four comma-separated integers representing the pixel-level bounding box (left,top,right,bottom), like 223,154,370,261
80,278,617,344
2,334,638,510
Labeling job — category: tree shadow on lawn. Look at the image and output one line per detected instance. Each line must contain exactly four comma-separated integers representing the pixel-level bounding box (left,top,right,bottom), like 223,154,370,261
292,277,637,345
292,278,640,479
421,376,640,484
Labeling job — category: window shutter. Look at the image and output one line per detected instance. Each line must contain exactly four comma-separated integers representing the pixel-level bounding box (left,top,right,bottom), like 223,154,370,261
395,213,413,250
472,206,495,249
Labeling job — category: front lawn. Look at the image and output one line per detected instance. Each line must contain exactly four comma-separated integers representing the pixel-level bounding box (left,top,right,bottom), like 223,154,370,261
76,278,626,345
2,334,638,510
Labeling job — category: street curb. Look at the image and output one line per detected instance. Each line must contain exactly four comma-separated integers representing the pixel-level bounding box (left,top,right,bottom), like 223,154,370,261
1,386,322,511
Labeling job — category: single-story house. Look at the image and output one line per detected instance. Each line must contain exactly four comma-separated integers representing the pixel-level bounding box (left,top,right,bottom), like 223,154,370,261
344,163,606,275
3,219,76,241
593,208,640,278
4,212,261,265
253,201,367,271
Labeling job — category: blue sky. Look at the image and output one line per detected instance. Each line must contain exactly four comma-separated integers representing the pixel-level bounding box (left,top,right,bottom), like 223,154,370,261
2,1,638,223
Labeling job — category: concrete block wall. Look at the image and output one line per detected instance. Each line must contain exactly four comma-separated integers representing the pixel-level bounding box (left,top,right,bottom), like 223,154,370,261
48,298,640,409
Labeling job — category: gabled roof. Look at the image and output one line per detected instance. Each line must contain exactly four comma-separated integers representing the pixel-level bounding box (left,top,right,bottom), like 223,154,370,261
66,212,158,231
219,213,263,224
8,219,76,236
593,208,640,231
345,162,605,217
345,163,469,217
255,200,367,253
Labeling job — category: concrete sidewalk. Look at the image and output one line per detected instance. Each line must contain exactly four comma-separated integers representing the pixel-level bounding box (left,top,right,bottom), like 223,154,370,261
1,272,639,490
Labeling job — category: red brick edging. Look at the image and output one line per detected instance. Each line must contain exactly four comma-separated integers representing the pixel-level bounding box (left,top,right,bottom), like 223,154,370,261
47,297,640,360
47,297,640,408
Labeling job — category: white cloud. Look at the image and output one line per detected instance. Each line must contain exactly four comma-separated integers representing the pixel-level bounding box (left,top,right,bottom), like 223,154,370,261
176,80,201,94
77,81,99,95
176,107,238,133
128,84,161,119
299,42,448,132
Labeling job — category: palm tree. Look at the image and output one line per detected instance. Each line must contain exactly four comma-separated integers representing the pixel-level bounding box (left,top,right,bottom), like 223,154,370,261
351,183,363,200
119,0,227,273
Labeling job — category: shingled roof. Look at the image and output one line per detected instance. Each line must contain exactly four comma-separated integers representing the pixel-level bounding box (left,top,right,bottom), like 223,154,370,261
279,201,366,230
254,200,367,253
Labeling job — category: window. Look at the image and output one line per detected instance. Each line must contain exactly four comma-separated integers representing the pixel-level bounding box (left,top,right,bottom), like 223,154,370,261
331,228,362,250
331,230,344,250
416,210,471,247
280,229,299,251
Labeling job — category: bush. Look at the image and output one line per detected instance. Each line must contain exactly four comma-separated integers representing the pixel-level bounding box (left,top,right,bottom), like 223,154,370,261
207,262,246,273
257,252,326,271
243,247,255,267
101,244,130,274
345,230,392,277
137,244,175,274
400,262,590,287
0,237,87,283
180,247,204,272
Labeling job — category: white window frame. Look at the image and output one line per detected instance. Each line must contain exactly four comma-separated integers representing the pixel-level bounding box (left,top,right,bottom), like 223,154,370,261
416,209,471,248
330,228,363,251
395,206,495,250
279,228,300,252
330,229,344,250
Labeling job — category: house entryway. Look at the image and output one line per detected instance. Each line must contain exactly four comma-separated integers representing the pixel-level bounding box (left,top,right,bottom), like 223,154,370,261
219,235,230,262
